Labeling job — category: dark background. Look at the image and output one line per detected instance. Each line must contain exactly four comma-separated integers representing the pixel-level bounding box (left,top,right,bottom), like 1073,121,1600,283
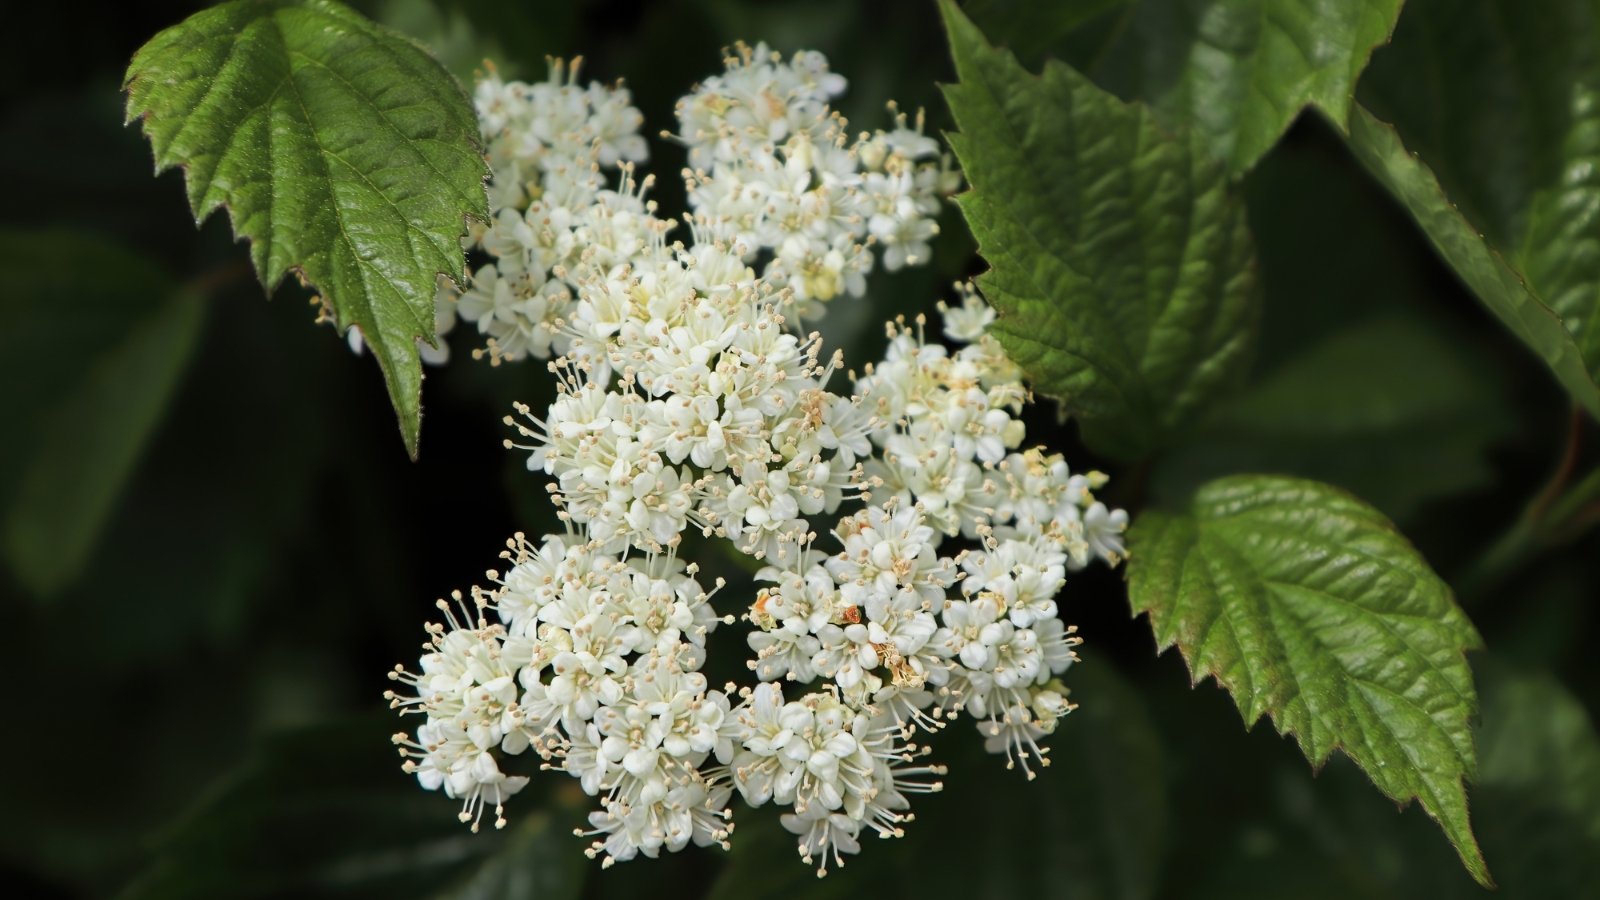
2,1,1595,898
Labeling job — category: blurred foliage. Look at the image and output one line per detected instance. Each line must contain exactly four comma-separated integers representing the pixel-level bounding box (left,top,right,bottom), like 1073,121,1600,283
120,715,591,900
1,1,1597,899
0,231,205,597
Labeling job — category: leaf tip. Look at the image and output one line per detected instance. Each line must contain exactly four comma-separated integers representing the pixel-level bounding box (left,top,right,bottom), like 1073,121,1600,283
936,0,984,70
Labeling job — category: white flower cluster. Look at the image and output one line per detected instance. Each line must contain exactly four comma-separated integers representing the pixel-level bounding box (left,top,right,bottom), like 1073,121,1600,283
388,46,1128,876
389,535,738,849
678,43,960,312
452,58,657,364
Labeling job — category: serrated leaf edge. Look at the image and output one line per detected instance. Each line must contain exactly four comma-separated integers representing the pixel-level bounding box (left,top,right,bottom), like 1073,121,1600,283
1129,475,1492,886
121,0,491,457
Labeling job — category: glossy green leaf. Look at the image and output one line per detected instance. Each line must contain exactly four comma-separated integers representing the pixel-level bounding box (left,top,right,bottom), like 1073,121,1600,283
940,0,1259,460
1345,0,1600,412
964,0,1405,176
1153,314,1513,521
707,659,1167,900
1128,474,1490,884
0,230,203,599
124,0,489,456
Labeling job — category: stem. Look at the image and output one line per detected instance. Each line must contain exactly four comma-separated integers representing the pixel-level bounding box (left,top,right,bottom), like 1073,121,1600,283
1526,403,1584,521
1543,465,1600,541
1457,406,1598,604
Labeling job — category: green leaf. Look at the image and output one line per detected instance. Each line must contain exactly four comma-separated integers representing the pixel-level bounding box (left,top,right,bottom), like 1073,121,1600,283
939,0,1259,460
1153,314,1514,522
1127,474,1490,885
1342,0,1600,412
963,0,1406,176
708,659,1168,900
1337,106,1600,417
0,230,204,599
121,716,587,900
123,0,490,456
